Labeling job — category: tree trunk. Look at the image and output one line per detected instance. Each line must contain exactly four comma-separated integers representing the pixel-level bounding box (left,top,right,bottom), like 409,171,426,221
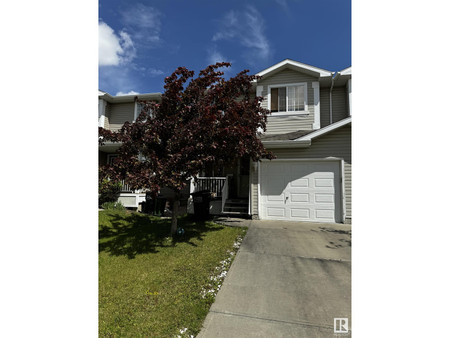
170,196,180,236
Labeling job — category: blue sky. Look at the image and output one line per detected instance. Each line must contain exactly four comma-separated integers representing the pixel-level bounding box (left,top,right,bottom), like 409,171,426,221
99,0,351,95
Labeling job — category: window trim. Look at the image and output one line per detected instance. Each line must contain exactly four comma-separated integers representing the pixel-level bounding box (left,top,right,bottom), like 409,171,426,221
133,102,144,122
134,101,153,122
267,82,308,116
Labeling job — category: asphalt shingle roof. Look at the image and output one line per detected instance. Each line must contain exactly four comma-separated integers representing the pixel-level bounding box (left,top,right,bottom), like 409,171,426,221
259,129,313,141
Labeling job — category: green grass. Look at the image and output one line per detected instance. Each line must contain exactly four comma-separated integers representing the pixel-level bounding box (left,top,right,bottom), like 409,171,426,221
99,210,247,337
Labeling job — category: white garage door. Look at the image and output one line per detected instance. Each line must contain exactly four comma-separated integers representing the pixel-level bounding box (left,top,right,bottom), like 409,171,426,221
260,160,342,223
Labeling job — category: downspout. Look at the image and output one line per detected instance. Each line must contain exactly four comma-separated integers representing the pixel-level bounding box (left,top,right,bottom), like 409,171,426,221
329,74,334,125
329,72,338,125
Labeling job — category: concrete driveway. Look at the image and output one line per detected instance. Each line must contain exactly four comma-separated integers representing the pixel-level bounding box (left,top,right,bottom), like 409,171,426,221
198,220,351,337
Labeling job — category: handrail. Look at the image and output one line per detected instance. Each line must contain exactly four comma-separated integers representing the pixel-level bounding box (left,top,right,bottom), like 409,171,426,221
221,176,230,213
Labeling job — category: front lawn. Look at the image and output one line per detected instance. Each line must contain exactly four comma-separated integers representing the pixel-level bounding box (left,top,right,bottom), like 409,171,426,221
99,210,246,337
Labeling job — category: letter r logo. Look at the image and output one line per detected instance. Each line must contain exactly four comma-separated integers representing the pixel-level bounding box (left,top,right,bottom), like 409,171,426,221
334,318,348,333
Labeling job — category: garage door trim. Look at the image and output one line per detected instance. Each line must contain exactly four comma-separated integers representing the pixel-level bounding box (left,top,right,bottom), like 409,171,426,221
257,158,346,223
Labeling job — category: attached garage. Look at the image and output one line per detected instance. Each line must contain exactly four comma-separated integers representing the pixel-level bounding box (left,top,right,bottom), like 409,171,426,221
259,159,344,223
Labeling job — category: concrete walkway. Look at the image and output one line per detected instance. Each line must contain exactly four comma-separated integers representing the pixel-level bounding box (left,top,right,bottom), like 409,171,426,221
198,220,351,337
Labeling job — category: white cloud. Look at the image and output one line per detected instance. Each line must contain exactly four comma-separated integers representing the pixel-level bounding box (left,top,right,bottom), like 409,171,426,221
147,68,164,76
207,49,228,65
212,6,271,65
206,48,233,75
99,21,136,66
116,90,140,96
122,4,162,43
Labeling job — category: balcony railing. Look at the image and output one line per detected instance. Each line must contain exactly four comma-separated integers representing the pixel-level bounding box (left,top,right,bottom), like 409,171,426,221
120,180,133,192
193,177,227,198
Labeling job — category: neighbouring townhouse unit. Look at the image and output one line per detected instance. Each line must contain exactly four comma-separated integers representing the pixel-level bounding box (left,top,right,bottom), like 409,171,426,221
99,59,352,224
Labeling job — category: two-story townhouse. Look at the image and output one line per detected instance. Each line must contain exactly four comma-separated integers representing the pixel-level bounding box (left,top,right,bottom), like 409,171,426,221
98,91,164,208
252,59,351,224
99,59,351,224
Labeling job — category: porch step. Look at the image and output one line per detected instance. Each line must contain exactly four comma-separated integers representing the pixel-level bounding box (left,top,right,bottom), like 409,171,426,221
223,199,249,214
225,199,248,204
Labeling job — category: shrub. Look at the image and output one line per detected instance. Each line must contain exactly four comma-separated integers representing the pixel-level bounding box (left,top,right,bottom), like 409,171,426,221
101,201,126,211
99,179,122,206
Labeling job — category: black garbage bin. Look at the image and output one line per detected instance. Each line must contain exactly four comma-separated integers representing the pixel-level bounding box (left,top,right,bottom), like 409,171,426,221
191,190,211,219
143,192,166,215
143,192,155,214
155,196,167,216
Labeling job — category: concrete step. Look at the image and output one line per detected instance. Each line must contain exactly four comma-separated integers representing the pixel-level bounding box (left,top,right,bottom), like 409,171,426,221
226,199,248,204
221,211,249,216
223,198,248,214
224,205,248,211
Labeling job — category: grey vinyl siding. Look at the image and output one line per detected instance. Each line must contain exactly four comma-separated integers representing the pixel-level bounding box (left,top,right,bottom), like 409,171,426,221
109,102,135,131
320,87,331,128
258,69,318,134
319,86,348,128
252,124,351,221
332,86,348,124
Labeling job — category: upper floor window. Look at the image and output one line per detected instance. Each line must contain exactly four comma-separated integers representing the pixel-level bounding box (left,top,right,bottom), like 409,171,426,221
269,83,307,114
134,102,153,121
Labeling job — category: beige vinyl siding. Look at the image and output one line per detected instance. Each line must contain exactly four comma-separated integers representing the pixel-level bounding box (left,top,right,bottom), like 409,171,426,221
109,102,135,131
103,116,110,130
320,87,331,128
252,124,351,221
103,102,113,130
332,86,348,123
259,69,318,134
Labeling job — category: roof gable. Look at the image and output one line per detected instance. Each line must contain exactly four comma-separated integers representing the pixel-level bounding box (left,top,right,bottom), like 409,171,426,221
339,66,351,76
256,59,333,79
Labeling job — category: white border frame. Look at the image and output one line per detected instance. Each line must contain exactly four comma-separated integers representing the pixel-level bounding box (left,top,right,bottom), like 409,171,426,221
257,157,345,223
267,82,308,116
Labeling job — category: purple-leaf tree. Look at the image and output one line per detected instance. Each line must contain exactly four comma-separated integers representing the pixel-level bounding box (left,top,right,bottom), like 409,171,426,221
99,63,274,235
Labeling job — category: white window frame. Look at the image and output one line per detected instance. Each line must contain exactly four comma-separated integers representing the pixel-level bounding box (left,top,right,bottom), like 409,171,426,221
267,82,308,116
134,101,153,122
133,102,144,122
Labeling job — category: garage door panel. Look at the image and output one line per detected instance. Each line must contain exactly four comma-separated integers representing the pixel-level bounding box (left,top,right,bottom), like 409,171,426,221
290,208,310,219
314,178,334,188
290,178,309,187
267,194,285,202
267,207,286,217
315,194,334,203
291,193,309,203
